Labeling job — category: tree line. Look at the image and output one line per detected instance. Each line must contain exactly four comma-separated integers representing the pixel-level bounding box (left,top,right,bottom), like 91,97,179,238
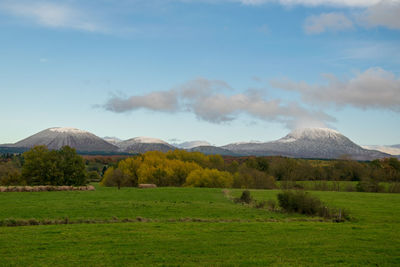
1,147,399,190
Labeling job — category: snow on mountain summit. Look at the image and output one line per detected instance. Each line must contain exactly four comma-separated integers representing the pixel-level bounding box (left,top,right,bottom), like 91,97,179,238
49,127,88,134
129,137,168,144
278,128,342,143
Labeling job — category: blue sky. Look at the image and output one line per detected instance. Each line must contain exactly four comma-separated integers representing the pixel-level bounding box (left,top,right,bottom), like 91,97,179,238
0,0,399,146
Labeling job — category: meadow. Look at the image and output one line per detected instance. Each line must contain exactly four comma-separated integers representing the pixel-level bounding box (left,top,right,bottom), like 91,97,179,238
0,185,399,266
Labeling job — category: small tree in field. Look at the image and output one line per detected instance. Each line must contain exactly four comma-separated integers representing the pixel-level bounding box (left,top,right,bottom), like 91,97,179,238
101,167,127,189
113,169,125,190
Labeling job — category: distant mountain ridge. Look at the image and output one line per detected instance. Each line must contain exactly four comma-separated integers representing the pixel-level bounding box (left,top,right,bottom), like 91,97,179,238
0,126,396,160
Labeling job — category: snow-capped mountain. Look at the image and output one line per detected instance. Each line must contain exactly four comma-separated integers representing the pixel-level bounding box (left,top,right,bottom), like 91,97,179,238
8,127,118,152
176,141,211,149
223,128,389,160
103,136,122,145
362,145,400,156
118,137,175,153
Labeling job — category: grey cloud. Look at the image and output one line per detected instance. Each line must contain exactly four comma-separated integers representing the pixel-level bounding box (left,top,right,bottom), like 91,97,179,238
304,12,354,34
103,78,335,129
359,0,400,30
302,1,400,34
104,91,179,113
270,67,400,111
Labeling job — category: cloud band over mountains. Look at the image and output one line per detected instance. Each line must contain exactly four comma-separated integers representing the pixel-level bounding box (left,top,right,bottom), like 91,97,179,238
104,67,400,129
103,78,335,129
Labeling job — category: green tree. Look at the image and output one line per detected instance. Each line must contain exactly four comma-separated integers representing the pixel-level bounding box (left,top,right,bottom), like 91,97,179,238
21,146,87,186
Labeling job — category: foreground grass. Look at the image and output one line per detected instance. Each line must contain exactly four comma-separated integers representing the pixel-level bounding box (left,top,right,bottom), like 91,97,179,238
0,185,399,266
1,222,399,266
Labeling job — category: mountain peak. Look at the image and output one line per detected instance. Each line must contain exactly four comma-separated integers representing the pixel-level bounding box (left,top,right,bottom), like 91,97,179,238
10,127,117,152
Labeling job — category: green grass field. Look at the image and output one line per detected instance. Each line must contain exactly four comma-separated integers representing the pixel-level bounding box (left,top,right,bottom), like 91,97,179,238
0,185,399,266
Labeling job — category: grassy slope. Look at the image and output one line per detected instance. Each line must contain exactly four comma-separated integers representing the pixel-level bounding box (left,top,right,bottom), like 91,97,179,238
0,186,399,266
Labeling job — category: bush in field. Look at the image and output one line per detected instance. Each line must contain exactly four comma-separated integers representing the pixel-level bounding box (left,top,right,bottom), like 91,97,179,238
235,190,252,204
21,146,87,186
277,190,322,216
277,190,349,221
185,169,233,188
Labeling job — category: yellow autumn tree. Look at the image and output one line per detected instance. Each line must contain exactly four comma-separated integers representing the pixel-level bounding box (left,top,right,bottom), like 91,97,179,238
185,168,233,188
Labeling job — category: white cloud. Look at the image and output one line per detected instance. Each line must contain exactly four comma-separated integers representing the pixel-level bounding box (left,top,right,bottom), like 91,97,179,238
304,12,354,34
270,67,400,111
103,78,335,129
0,1,105,32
